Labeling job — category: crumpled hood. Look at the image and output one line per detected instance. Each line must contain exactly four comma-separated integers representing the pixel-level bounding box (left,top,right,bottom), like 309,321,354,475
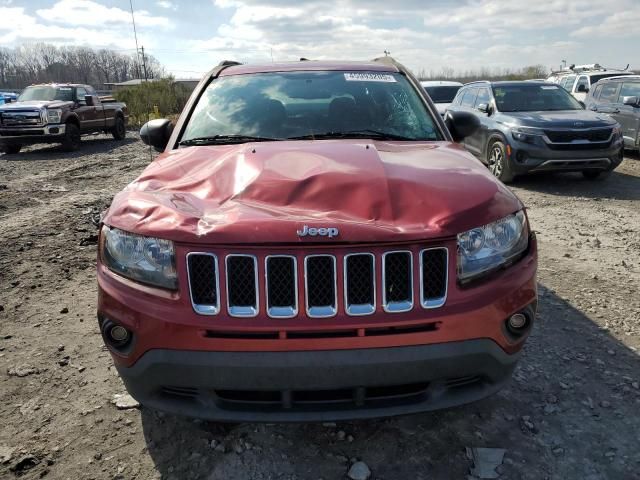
501,110,617,129
104,140,522,244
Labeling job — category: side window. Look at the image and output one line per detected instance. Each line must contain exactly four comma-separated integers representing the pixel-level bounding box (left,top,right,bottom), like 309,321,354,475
461,88,477,107
592,84,603,100
452,90,464,106
474,88,491,107
599,83,620,103
618,82,640,102
576,76,589,92
76,87,87,105
86,86,97,96
561,75,576,91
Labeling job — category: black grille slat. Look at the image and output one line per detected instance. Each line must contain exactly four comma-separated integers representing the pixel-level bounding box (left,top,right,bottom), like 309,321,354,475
384,252,412,305
226,256,257,309
266,256,296,309
188,254,218,306
306,256,336,314
421,249,448,307
346,254,375,306
544,128,612,143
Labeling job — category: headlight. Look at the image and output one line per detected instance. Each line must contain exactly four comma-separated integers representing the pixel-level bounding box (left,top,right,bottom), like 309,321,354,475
511,127,542,143
457,211,529,282
47,108,62,124
100,226,177,289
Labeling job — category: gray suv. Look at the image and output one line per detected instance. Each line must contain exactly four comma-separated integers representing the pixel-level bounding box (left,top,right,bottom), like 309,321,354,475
584,75,640,152
446,81,624,182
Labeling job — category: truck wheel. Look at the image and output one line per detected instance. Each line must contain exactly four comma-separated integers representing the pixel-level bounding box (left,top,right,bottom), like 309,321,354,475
2,145,21,154
61,123,81,152
487,140,515,183
582,169,612,181
112,116,126,140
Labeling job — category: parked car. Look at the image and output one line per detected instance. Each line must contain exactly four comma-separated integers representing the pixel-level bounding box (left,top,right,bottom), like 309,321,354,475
420,80,463,116
97,58,538,422
1,91,18,103
447,81,623,182
0,83,128,154
584,76,640,152
547,66,636,104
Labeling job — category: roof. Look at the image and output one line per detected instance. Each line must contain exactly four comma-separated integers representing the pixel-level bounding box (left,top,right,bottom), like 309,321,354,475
554,70,635,77
219,60,399,76
463,80,555,87
420,80,463,87
107,79,159,86
596,75,640,82
28,83,87,88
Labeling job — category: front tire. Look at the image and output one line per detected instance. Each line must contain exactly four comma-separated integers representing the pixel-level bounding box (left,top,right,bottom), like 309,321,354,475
112,116,126,140
487,140,514,183
61,123,81,152
2,145,21,154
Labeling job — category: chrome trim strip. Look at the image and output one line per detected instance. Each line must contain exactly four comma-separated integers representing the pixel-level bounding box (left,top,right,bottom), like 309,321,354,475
225,254,259,318
186,252,220,316
265,255,298,319
382,250,413,313
419,247,449,309
304,254,337,318
343,253,376,316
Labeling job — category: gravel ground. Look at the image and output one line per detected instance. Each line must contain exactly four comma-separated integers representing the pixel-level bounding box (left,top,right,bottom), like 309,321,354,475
0,134,639,480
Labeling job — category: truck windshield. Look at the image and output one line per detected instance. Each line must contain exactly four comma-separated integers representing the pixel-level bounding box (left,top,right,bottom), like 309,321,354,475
423,86,461,103
493,84,584,112
181,71,442,143
18,86,74,102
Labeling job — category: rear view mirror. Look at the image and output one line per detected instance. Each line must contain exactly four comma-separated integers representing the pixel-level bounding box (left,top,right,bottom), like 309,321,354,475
477,103,489,113
623,96,640,107
140,119,174,152
444,111,481,142
85,95,95,106
576,84,588,93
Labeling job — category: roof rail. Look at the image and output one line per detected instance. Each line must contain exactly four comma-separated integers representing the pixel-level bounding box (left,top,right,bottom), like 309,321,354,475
217,60,242,67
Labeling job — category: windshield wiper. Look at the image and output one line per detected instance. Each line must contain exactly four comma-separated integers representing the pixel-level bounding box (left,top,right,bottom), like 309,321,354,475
287,130,416,141
179,135,281,146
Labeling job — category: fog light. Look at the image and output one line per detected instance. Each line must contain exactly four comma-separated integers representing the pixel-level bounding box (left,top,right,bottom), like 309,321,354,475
109,325,129,343
508,313,527,329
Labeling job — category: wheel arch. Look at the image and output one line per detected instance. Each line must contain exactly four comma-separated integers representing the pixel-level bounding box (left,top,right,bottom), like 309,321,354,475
484,130,509,161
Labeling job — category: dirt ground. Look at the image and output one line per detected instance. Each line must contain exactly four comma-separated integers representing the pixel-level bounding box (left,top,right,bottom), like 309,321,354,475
1,134,639,480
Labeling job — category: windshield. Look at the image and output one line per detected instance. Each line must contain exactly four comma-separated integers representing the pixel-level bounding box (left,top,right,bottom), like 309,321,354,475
493,84,584,112
181,71,442,143
18,86,74,102
424,86,461,103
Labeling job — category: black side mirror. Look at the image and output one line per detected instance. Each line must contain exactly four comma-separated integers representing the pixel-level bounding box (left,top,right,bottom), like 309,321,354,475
477,103,489,114
140,119,174,152
623,96,640,107
576,84,588,93
85,95,95,106
444,111,481,142
4,97,11,104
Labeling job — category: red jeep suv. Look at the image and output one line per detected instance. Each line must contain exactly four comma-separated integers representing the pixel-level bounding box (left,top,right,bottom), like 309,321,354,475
97,58,537,422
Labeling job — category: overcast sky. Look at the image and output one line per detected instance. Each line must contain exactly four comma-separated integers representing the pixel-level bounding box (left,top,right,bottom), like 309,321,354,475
1,0,638,78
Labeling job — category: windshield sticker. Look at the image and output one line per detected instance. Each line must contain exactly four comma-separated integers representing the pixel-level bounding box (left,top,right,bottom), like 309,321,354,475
344,73,397,83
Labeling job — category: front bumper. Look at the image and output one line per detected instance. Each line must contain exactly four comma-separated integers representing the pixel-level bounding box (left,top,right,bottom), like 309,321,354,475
116,338,521,422
0,124,66,146
508,135,623,174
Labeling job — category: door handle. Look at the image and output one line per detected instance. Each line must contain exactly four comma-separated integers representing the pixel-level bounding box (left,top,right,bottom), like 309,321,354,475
589,106,598,111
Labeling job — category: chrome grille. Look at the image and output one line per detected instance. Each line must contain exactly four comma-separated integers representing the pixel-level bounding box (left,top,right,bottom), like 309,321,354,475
225,255,258,317
186,253,219,315
382,251,413,313
265,256,297,318
187,247,449,318
0,110,43,126
305,255,337,318
344,253,375,316
420,248,448,308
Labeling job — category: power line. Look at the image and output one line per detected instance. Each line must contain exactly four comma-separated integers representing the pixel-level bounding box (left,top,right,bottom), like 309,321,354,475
128,0,142,79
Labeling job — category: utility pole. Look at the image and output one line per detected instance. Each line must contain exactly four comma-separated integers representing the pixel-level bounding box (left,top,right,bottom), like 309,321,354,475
140,46,148,81
129,0,141,79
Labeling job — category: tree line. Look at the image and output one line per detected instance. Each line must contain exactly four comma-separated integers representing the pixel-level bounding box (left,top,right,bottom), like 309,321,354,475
417,65,550,83
0,43,166,90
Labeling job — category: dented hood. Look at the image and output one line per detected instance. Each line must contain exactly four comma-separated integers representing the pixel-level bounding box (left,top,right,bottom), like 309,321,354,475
104,140,522,244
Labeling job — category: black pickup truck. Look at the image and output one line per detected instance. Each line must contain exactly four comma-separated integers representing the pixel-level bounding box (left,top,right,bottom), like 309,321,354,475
0,83,128,153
